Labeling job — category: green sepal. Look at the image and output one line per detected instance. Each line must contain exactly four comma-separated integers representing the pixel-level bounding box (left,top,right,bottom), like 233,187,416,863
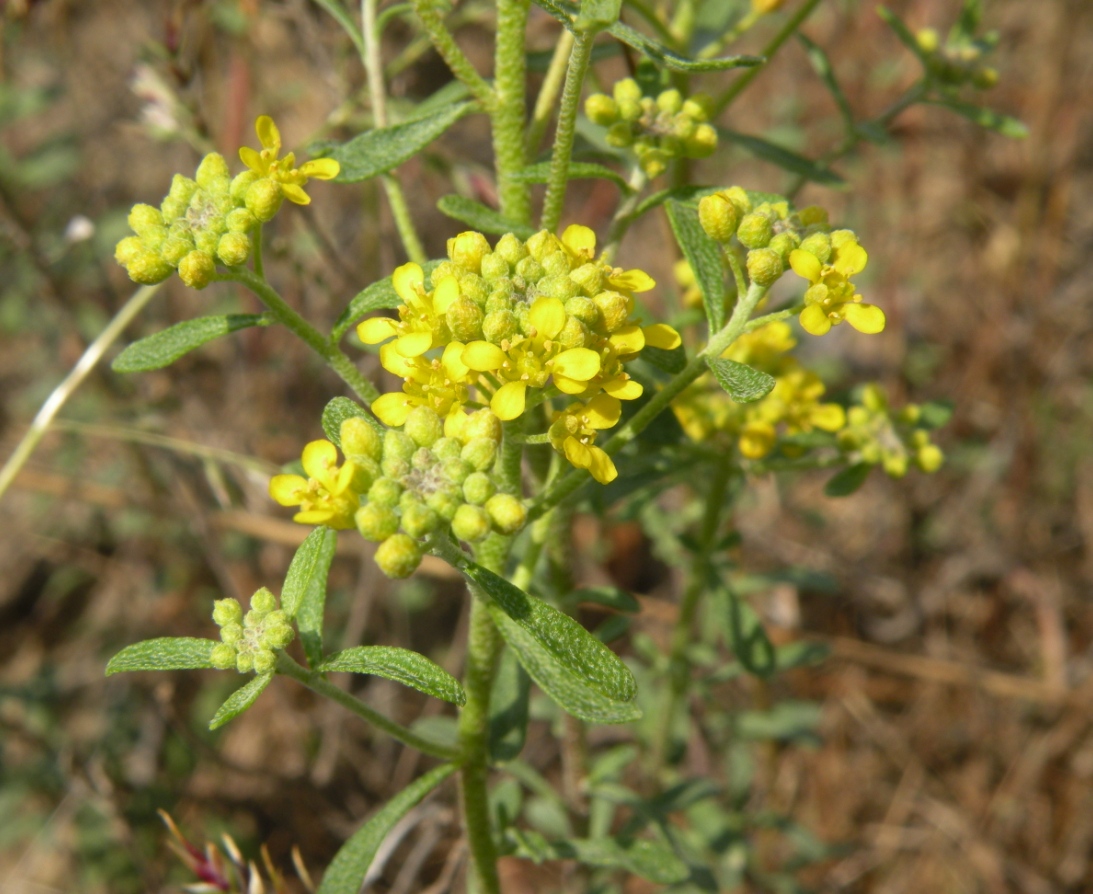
322,396,381,445
824,462,872,497
319,646,466,706
112,314,269,373
706,357,776,403
721,129,846,187
489,646,530,762
508,831,689,885
436,195,536,240
666,200,726,331
324,102,475,183
209,672,273,730
281,526,337,668
317,763,457,894
927,98,1028,139
105,637,218,674
511,161,633,194
331,260,443,343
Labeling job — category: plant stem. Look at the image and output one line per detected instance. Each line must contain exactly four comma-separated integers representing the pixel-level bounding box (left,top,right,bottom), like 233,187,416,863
492,0,532,225
276,652,460,760
411,0,496,108
214,268,381,405
540,30,595,234
0,282,163,502
526,28,576,157
743,302,804,332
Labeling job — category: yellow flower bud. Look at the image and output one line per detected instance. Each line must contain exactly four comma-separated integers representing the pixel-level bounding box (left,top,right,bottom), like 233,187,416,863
368,477,403,507
495,233,528,266
656,89,683,115
746,248,785,287
593,291,631,332
612,78,642,105
461,437,498,472
483,309,518,344
446,296,485,342
210,643,238,670
216,232,250,266
605,121,635,148
448,231,491,273
356,503,400,542
768,231,801,262
178,249,216,289
736,212,774,249
485,493,527,534
798,232,833,264
403,406,444,447
374,534,422,578
251,588,277,614
340,417,383,461
698,193,740,243
245,178,284,222
452,503,491,542
252,649,277,675
683,123,718,157
462,471,496,505
585,93,619,125
400,501,439,538
915,27,940,53
213,598,243,627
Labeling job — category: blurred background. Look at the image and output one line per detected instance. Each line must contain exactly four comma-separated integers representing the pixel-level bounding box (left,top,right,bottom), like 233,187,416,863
1,0,1091,891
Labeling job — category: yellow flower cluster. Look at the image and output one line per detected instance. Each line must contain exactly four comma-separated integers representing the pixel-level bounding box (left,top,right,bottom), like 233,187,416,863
358,226,680,484
838,384,944,477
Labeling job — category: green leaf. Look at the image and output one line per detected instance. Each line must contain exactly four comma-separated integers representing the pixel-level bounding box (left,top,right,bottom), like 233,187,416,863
721,129,846,187
665,200,726,331
281,526,337,668
737,700,823,743
876,6,932,67
326,102,474,183
510,835,689,885
112,314,268,373
797,34,855,133
706,357,776,403
572,586,640,614
824,462,872,497
918,399,954,430
317,763,457,894
436,195,536,240
928,98,1028,139
575,0,621,32
320,646,466,706
640,344,688,375
322,396,380,445
105,637,217,674
331,259,443,342
511,161,633,194
209,672,273,730
954,0,983,39
608,19,762,72
489,646,530,761
721,589,776,677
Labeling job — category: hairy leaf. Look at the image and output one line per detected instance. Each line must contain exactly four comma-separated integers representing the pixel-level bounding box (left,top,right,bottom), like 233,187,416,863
510,833,689,884
824,462,872,497
331,259,443,343
112,315,268,373
322,396,380,445
209,672,272,730
721,129,845,187
436,195,536,239
320,646,466,705
106,637,217,674
666,200,726,331
281,526,337,669
489,646,531,761
706,357,776,403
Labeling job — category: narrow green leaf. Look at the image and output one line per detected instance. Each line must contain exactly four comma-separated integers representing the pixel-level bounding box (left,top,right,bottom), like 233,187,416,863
317,763,457,894
876,6,932,67
310,0,365,54
721,129,846,187
737,700,823,743
572,587,640,614
954,0,983,39
281,526,337,668
706,357,776,403
797,34,855,132
824,462,872,497
608,19,763,71
665,200,726,331
918,399,954,430
331,260,442,342
320,646,466,706
639,344,688,374
322,396,380,446
112,315,268,373
106,637,218,675
436,195,536,240
575,0,621,32
721,589,776,678
209,672,273,730
489,646,530,761
928,98,1028,139
326,102,474,183
510,835,689,884
511,161,633,194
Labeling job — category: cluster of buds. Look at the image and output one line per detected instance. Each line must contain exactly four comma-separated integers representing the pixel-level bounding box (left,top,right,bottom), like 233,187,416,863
915,26,999,90
698,186,885,336
358,226,679,484
585,79,718,178
838,384,944,477
210,589,294,674
115,116,338,289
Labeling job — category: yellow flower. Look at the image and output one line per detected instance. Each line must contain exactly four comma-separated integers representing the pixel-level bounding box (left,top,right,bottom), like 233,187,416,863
548,394,622,484
239,116,340,205
269,439,360,529
357,263,458,358
371,342,473,426
789,236,885,336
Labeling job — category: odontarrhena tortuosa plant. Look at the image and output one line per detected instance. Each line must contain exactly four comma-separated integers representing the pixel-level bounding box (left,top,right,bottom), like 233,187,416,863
99,0,1018,891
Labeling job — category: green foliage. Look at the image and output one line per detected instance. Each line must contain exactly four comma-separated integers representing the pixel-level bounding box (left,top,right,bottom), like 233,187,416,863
320,646,466,705
105,637,218,673
281,526,337,667
322,396,380,445
489,646,531,761
208,672,273,730
437,195,536,239
706,357,776,403
666,200,727,330
111,315,269,372
721,128,846,187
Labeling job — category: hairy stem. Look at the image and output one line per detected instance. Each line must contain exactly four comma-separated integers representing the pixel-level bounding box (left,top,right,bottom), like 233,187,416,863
411,0,496,108
492,0,532,225
526,28,576,157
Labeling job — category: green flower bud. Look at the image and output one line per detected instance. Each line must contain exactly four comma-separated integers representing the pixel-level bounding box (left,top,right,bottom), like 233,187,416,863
114,236,144,266
637,146,670,178
446,296,484,342
593,291,631,332
448,231,491,273
210,643,238,670
585,93,619,126
250,648,276,675
464,409,502,442
495,233,528,266
213,598,243,627
556,316,589,350
261,623,294,650
356,503,400,542
485,493,527,534
194,152,228,189
250,588,277,614
229,170,258,203
462,471,495,505
459,273,489,305
656,88,683,115
798,232,833,264
541,250,571,277
403,406,444,448
724,186,752,216
216,232,250,266
245,178,283,222
883,452,909,479
538,274,580,302
972,66,998,89
606,121,635,148
159,232,193,266
565,295,600,328
225,207,254,233
698,193,740,243
368,477,403,507
684,123,718,157
746,248,785,287
236,651,255,673
374,533,422,579
480,252,510,281
461,438,498,472
451,503,490,542
381,455,410,480
194,229,221,257
412,447,436,470
400,501,439,538
128,204,166,239
168,173,198,204
830,229,857,251
341,417,383,461
767,231,800,262
682,94,713,121
736,212,774,249
483,309,519,344
117,243,173,284
515,256,545,283
220,623,244,645
526,230,560,262
426,488,461,521
178,250,216,289
384,430,416,462
613,78,642,105
442,458,472,485
570,263,604,296
431,437,463,462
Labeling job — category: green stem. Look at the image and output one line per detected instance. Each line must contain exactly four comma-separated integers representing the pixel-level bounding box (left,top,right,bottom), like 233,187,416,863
276,652,459,760
528,281,769,520
411,0,496,108
540,30,595,234
526,28,576,157
214,268,381,404
492,0,532,225
743,302,804,332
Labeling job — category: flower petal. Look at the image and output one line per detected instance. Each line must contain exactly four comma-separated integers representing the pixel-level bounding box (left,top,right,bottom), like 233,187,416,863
609,325,645,355
789,249,822,283
395,331,433,357
561,224,596,261
357,317,399,344
834,242,867,277
603,376,643,400
562,436,592,470
552,347,600,381
239,146,264,174
379,342,414,377
586,445,618,484
491,381,527,420
301,440,338,478
392,262,425,303
298,157,340,180
608,269,655,292
799,304,832,336
432,276,460,315
643,323,682,350
441,341,471,380
269,474,308,506
281,182,311,205
843,302,885,334
553,374,588,395
373,392,413,426
462,340,507,371
255,115,281,151
529,296,566,339
584,394,622,428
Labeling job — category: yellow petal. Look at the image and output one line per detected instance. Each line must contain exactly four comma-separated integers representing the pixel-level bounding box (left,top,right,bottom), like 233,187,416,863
529,296,566,339
280,182,311,205
834,242,868,278
643,323,681,350
294,509,334,525
584,394,622,428
239,145,264,173
563,436,592,470
799,304,832,336
491,381,527,420
789,249,822,283
561,224,597,261
269,474,308,506
357,316,399,344
441,341,471,380
395,331,433,357
298,157,340,180
608,269,655,292
373,392,413,426
432,276,460,315
552,347,600,381
586,445,618,484
604,376,643,400
334,460,358,494
553,374,588,395
810,403,846,432
609,325,645,355
392,262,425,303
255,115,281,151
843,302,885,334
301,440,338,478
379,342,414,377
462,341,507,371
739,424,775,459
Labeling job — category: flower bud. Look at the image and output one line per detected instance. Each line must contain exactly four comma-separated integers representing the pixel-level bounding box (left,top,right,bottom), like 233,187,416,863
262,623,294,650
613,78,642,105
556,316,589,350
178,249,216,289
451,503,491,542
341,417,383,461
448,231,491,273
403,405,444,448
226,208,256,233
356,503,400,541
684,123,718,157
462,471,496,505
514,256,545,283
194,229,221,257
915,27,940,53
128,204,166,240
250,588,277,614
483,309,518,344
682,94,713,121
569,263,604,296
798,232,833,264
495,233,528,266
972,66,998,89
746,248,785,287
384,430,416,462
431,437,463,462
210,643,238,670
235,651,255,673
883,452,909,478
368,477,403,507
916,443,944,473
480,252,510,282
400,501,439,538
526,231,560,262
216,232,250,266
485,493,527,534
593,291,631,332
252,648,277,675
656,89,683,115
117,244,173,285
245,178,284,222
442,458,472,485
462,437,499,472
767,231,800,262
168,173,198,204
466,409,503,442
636,145,669,178
736,212,774,249
195,153,231,191
426,488,461,520
374,534,422,579
605,121,635,148
213,598,243,627
565,295,600,328
220,623,244,645
160,232,194,266
585,93,619,125
723,186,752,216
446,296,485,342
538,275,580,302
698,193,740,243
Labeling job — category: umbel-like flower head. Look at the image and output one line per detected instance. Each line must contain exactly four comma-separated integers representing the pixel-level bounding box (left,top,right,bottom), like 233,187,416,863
269,440,360,529
238,115,340,208
790,233,885,336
